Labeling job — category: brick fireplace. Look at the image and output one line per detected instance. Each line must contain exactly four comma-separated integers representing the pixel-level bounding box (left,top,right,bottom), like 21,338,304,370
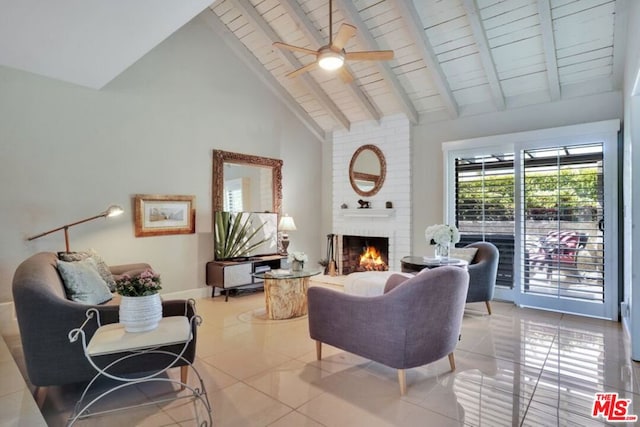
331,115,412,273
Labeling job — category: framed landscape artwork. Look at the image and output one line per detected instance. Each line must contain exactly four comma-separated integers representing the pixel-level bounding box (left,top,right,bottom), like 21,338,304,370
134,194,196,237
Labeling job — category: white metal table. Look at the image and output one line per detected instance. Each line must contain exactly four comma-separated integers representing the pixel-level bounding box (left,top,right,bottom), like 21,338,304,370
67,299,211,426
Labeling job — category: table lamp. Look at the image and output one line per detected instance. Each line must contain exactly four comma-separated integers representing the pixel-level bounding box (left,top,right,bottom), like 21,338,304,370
27,204,124,252
278,214,297,254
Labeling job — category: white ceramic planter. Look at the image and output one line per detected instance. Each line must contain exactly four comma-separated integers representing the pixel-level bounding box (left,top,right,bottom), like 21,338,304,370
119,293,162,332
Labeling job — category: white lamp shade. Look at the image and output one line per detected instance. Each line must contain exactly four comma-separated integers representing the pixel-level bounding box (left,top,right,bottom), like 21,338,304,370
278,215,297,232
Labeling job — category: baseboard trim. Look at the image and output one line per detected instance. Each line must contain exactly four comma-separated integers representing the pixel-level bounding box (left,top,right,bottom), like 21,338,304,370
162,287,210,300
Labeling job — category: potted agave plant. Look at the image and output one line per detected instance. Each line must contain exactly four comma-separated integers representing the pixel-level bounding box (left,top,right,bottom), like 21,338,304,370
115,269,162,333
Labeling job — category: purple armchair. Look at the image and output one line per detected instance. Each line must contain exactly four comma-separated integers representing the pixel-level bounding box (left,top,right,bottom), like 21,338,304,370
307,266,469,395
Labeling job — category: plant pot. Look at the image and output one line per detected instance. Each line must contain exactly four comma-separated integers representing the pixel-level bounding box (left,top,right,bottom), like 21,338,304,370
119,293,162,333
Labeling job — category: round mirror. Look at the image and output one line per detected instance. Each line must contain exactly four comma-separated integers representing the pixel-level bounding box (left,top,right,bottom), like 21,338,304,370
349,144,386,197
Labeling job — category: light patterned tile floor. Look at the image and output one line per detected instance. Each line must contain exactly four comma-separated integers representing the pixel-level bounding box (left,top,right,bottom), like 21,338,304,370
4,292,639,426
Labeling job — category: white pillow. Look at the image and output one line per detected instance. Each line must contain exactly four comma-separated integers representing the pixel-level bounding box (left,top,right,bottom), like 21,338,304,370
57,258,113,304
449,247,478,264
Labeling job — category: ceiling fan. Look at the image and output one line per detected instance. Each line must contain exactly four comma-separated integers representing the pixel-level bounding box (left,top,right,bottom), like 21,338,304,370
272,0,394,84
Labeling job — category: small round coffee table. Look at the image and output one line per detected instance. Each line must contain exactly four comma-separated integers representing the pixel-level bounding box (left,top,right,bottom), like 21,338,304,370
400,256,468,273
252,270,321,320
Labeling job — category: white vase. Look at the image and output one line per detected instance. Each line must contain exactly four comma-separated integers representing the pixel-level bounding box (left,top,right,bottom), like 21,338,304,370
292,260,304,272
119,293,162,333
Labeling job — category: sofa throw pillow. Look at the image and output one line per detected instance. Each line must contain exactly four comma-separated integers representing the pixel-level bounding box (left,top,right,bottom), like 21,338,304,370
58,250,116,292
449,247,478,264
57,258,113,304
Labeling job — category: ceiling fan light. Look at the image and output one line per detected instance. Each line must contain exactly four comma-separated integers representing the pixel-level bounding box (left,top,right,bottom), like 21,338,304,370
318,51,344,71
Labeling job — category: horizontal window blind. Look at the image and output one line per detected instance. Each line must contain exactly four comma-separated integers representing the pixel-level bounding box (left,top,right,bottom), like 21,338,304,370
455,154,516,288
522,143,604,302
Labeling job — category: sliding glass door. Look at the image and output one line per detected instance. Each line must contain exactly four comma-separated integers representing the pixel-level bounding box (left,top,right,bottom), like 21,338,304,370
444,121,619,320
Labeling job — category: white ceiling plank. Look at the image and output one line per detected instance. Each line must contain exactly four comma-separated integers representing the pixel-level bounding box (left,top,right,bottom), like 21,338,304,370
462,0,506,111
395,0,459,118
538,0,561,101
335,0,419,124
200,9,325,142
231,0,351,130
278,0,382,122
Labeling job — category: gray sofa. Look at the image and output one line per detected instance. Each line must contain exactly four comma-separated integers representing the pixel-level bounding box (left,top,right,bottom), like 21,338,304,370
12,252,197,392
308,266,469,394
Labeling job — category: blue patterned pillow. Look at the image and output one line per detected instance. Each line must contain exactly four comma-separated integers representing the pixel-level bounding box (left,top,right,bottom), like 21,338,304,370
58,250,116,291
57,258,113,304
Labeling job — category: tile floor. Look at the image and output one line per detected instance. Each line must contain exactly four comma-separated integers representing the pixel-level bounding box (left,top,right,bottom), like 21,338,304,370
4,289,640,426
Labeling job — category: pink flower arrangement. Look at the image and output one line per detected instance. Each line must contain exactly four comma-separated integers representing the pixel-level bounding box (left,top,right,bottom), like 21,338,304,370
115,269,162,297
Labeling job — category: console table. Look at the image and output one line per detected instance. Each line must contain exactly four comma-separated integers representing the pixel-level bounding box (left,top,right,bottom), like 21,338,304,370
400,256,468,273
206,255,286,301
252,270,321,320
67,301,211,425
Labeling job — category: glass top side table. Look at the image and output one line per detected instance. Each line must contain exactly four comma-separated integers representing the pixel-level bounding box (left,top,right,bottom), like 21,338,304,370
252,270,322,320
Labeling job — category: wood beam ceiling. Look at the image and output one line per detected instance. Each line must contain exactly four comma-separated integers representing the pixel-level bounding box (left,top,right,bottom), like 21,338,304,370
393,0,459,119
335,0,419,125
537,0,561,101
278,0,382,123
462,0,506,111
231,0,351,130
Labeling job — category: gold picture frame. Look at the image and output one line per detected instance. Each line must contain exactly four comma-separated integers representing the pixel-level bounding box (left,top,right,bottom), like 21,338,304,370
134,194,196,237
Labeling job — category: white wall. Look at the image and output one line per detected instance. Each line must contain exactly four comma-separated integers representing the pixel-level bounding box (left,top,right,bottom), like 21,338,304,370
622,0,640,359
0,15,322,305
410,91,623,255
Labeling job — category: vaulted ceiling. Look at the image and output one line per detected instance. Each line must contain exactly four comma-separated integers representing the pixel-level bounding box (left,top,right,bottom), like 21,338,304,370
204,0,625,140
0,0,625,142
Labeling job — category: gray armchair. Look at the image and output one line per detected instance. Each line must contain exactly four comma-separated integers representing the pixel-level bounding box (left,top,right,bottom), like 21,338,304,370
464,242,499,314
12,252,197,402
307,266,469,395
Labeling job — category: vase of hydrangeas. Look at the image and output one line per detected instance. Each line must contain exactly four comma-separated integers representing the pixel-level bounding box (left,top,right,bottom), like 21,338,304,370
289,251,308,272
115,269,163,333
425,224,460,261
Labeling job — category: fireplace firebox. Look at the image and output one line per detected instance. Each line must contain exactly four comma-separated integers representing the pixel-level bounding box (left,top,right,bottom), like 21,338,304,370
340,235,389,275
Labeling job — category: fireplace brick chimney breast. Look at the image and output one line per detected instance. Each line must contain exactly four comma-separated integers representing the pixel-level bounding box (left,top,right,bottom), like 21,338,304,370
332,115,411,273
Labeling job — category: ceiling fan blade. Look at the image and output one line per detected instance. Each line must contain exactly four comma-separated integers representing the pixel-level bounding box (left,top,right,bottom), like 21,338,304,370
286,62,318,79
338,67,353,84
345,50,394,61
332,24,357,50
273,42,318,56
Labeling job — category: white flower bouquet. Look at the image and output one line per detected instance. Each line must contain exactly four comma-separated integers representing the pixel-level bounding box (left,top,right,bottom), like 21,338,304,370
425,224,460,246
288,251,308,263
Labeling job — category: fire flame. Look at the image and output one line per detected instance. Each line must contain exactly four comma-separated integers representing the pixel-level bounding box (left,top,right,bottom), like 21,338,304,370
359,246,387,271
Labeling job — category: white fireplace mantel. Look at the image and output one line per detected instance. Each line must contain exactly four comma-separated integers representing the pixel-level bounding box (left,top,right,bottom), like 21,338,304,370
339,208,395,218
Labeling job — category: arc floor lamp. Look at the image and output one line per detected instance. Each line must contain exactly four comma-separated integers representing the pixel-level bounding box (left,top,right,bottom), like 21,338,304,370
27,204,124,252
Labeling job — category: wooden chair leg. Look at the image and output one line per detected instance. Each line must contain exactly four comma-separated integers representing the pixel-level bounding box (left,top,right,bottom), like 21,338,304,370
180,365,189,391
316,340,322,361
34,386,47,409
485,301,492,315
397,369,406,395
448,353,456,371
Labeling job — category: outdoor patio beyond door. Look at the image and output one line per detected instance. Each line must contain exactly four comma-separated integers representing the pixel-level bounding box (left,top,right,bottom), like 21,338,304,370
453,141,610,319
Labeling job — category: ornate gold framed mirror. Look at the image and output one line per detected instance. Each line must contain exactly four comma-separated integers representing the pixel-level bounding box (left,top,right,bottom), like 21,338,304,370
349,144,386,197
212,150,283,214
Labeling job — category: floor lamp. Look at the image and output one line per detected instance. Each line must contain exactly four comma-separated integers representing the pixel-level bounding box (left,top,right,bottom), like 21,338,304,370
27,204,124,252
278,214,297,254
